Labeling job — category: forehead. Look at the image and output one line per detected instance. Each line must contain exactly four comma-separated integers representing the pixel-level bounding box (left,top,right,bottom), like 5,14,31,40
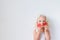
38,16,46,20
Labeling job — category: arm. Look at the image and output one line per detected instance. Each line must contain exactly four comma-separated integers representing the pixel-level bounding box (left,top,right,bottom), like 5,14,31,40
33,22,41,40
44,26,51,40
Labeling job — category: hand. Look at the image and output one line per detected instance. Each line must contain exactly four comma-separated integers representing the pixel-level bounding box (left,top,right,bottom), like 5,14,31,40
33,29,41,40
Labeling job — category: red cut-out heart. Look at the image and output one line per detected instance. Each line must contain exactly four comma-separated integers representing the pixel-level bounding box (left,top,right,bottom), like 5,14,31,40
37,22,48,28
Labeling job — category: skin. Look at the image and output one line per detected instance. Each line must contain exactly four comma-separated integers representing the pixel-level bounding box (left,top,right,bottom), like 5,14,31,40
33,15,50,40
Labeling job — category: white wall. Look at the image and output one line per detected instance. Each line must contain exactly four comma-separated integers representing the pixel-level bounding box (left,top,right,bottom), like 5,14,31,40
0,0,60,40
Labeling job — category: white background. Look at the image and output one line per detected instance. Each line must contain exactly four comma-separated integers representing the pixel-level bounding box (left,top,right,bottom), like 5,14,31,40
0,0,60,40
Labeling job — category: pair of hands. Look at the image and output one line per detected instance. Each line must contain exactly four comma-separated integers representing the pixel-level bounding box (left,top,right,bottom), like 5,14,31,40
37,25,48,32
33,25,50,40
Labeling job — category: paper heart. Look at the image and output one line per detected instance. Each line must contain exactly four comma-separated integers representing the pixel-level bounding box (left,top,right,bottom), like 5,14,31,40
37,22,48,28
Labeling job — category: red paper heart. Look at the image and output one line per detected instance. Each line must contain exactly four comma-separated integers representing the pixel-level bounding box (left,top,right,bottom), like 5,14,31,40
37,22,48,28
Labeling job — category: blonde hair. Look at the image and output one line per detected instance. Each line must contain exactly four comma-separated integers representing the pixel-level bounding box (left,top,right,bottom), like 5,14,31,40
36,15,47,21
